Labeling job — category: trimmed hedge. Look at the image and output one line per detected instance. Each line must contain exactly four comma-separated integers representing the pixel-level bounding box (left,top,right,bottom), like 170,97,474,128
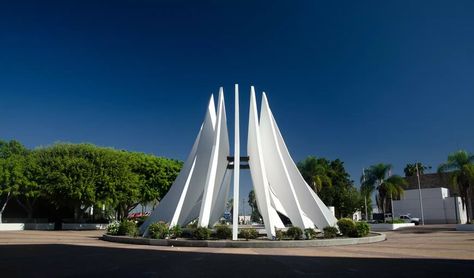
337,218,356,237
215,225,232,239
117,220,138,237
354,221,370,237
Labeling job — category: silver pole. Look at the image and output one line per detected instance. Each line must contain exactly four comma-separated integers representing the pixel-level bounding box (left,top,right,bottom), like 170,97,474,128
416,164,425,225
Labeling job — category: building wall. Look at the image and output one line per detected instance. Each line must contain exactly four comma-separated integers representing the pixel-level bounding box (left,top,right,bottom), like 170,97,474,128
393,187,467,224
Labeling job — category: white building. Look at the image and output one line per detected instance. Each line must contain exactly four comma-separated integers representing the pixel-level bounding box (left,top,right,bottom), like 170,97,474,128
393,187,467,224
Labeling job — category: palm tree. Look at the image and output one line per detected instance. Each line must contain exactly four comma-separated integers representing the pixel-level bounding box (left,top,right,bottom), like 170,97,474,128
361,163,407,216
297,156,333,193
438,150,474,223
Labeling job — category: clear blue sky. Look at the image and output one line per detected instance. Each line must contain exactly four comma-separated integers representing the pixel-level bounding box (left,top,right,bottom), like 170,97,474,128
1,1,473,203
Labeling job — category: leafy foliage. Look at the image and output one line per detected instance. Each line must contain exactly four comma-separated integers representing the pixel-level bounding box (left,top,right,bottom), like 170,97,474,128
361,164,407,214
148,221,169,239
169,225,182,239
239,228,258,240
323,226,338,239
106,221,120,235
248,190,262,223
298,157,364,218
117,220,138,237
404,163,431,177
304,228,317,240
0,139,182,222
286,226,303,240
438,150,474,223
275,230,285,240
214,225,232,239
337,218,356,237
354,222,370,237
193,227,211,240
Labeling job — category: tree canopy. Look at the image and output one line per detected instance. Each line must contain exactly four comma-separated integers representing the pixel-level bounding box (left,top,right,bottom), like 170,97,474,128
0,139,182,222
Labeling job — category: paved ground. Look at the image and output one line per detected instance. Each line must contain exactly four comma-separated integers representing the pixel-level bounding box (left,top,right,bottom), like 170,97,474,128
0,225,472,277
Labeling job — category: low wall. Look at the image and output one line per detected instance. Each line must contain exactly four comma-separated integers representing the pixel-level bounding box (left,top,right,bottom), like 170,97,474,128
103,233,386,248
0,223,25,231
25,223,55,230
369,223,415,231
62,223,108,230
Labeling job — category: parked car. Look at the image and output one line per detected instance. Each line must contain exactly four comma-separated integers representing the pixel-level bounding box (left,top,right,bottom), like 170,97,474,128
399,214,420,225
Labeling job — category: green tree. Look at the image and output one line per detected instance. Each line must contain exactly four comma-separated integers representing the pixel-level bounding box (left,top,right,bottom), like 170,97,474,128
0,140,29,223
297,156,333,193
438,150,474,223
361,163,407,215
248,190,262,223
15,151,43,219
404,163,431,177
298,157,363,218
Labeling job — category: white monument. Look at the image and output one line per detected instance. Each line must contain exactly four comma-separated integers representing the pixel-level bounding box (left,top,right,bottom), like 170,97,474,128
140,85,337,239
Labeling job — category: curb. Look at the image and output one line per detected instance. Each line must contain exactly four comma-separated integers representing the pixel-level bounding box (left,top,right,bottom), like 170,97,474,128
102,232,386,248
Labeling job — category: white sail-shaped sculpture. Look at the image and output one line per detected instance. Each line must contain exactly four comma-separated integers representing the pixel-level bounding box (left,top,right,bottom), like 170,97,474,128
259,92,337,230
141,85,337,239
140,89,230,235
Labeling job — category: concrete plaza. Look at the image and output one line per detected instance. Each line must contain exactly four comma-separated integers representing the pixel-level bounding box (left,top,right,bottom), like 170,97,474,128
0,225,472,277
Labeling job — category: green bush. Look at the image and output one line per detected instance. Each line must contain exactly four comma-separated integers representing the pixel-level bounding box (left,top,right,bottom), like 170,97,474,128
148,221,169,239
181,228,195,238
215,225,232,239
169,225,182,239
337,218,356,237
106,222,120,235
118,220,138,237
286,227,303,240
239,228,258,240
304,228,317,240
353,222,370,237
323,226,338,239
193,227,211,240
275,230,285,240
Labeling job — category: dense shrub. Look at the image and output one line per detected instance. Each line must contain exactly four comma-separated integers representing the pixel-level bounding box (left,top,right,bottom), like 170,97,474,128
181,228,195,238
239,228,258,240
275,230,285,240
193,227,211,240
287,227,303,240
215,225,232,239
118,220,138,237
106,222,120,235
148,222,169,239
337,218,356,237
304,228,317,240
323,226,338,239
353,222,370,237
169,225,182,239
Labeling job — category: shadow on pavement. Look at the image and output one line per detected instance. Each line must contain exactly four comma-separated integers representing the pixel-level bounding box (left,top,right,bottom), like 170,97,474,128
0,244,472,277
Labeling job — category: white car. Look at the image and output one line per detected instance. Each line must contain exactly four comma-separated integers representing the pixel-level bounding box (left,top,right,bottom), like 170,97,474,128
399,214,420,225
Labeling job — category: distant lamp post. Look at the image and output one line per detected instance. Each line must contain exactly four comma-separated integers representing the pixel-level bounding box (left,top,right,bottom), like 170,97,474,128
416,163,425,225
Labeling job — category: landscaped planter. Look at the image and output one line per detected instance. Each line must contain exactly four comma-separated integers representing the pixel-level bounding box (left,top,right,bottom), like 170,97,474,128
0,223,25,231
62,223,108,230
102,232,386,248
456,224,474,231
369,223,415,231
